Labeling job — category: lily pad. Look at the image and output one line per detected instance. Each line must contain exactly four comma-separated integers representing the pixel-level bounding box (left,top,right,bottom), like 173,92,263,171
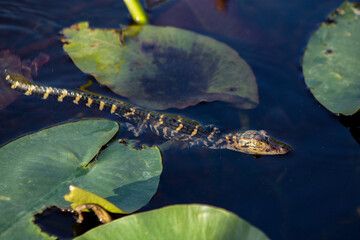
303,1,360,115
75,204,270,240
0,120,162,239
62,22,258,110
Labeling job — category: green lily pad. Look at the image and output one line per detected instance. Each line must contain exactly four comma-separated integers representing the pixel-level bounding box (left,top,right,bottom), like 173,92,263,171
75,204,270,240
0,120,162,239
62,22,258,110
303,1,360,115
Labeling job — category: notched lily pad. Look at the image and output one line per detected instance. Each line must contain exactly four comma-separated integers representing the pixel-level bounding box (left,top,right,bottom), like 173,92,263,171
74,204,270,240
303,1,360,115
62,22,258,110
0,120,162,239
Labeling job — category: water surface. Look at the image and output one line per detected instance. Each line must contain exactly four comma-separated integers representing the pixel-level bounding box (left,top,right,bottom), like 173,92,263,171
0,0,359,239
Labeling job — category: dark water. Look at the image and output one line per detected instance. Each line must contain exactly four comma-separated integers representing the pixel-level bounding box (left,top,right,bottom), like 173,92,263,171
0,0,359,239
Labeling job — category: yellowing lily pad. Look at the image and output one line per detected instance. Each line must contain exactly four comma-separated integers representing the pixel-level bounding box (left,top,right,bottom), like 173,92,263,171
64,185,126,214
62,22,258,110
303,1,360,115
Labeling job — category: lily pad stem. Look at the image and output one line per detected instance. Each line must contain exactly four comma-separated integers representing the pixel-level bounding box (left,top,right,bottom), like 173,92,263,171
123,0,149,24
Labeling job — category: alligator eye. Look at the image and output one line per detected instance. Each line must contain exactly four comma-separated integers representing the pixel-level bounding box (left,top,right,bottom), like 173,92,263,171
259,130,267,135
253,134,262,141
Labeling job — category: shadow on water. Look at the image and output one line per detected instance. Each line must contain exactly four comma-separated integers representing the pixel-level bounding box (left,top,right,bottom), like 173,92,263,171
339,112,360,145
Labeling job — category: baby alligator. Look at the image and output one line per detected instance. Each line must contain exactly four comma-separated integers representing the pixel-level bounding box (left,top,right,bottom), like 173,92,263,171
5,71,291,155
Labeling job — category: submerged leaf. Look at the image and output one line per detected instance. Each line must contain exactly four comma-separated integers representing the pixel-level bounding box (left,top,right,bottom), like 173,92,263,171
74,204,270,240
0,120,162,239
151,0,263,43
0,50,49,109
62,22,258,110
303,1,360,115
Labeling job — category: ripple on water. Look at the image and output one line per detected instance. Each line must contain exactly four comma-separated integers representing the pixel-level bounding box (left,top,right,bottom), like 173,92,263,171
0,1,64,52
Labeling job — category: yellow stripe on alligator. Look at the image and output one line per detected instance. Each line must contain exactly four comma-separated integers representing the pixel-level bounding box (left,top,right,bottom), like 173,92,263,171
24,85,36,95
73,94,82,104
5,74,10,81
124,108,136,117
151,115,164,136
10,81,19,89
110,104,117,114
158,115,164,125
146,113,151,120
171,119,184,137
42,87,53,99
57,89,68,102
86,98,93,107
175,123,184,132
225,135,231,145
190,125,200,137
99,101,105,111
207,131,216,140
